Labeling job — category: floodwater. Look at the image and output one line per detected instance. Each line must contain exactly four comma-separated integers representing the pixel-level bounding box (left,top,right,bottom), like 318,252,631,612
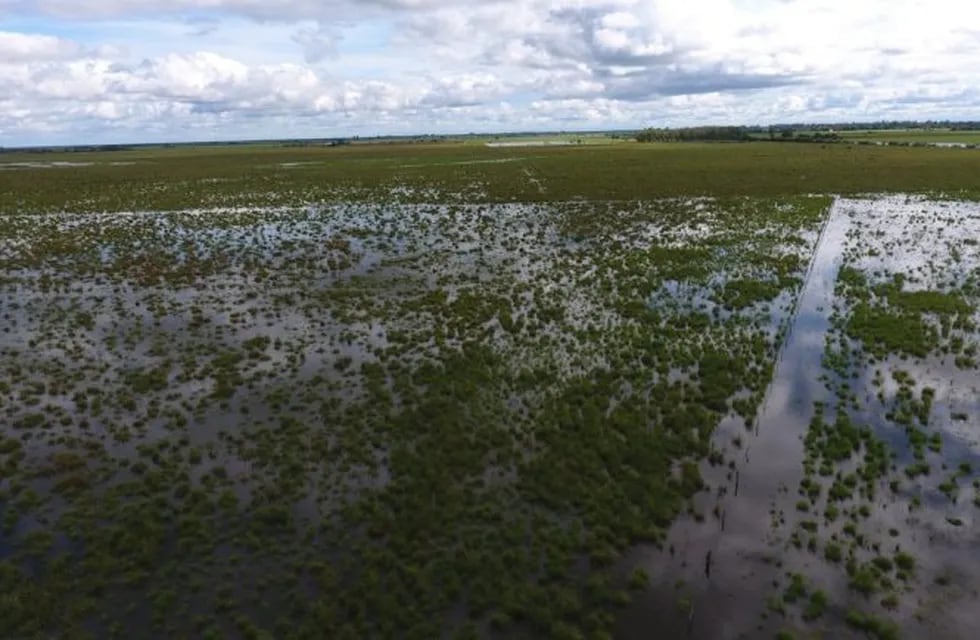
620,195,980,639
618,197,850,638
3,195,977,638
0,161,95,169
484,140,580,148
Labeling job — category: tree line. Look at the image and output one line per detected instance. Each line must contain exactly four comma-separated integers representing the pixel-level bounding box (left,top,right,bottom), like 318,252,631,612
635,126,751,142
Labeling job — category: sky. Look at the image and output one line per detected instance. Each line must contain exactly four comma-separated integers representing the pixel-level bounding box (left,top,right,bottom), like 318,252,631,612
1,0,979,146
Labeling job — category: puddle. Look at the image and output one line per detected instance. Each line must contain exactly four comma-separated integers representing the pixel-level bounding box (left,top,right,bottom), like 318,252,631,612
398,157,525,168
0,161,95,170
484,140,581,148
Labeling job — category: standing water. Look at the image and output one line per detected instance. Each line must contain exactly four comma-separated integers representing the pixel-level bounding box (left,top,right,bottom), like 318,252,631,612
620,199,852,638
623,195,980,639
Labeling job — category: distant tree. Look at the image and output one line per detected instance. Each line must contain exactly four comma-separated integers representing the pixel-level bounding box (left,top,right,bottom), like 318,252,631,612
636,126,750,143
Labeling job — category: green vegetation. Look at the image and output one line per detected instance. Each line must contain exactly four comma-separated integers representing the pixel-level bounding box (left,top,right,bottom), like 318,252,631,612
845,302,937,358
716,278,786,309
636,126,751,142
4,142,980,214
845,609,900,640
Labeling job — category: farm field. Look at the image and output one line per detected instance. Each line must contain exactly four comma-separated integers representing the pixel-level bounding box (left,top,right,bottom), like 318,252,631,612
1,141,979,639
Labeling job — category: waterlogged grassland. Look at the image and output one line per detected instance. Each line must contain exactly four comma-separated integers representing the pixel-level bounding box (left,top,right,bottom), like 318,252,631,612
3,141,980,638
763,197,980,640
0,195,826,638
3,141,980,212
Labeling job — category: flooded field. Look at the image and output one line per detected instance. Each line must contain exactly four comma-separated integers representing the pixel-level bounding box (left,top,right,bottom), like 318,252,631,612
0,153,978,640
621,196,980,639
1,195,827,638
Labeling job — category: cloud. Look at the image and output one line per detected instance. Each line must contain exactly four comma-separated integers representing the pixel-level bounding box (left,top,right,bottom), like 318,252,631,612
291,24,342,63
606,66,804,101
0,0,459,22
421,73,506,107
0,30,82,61
1,0,980,144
